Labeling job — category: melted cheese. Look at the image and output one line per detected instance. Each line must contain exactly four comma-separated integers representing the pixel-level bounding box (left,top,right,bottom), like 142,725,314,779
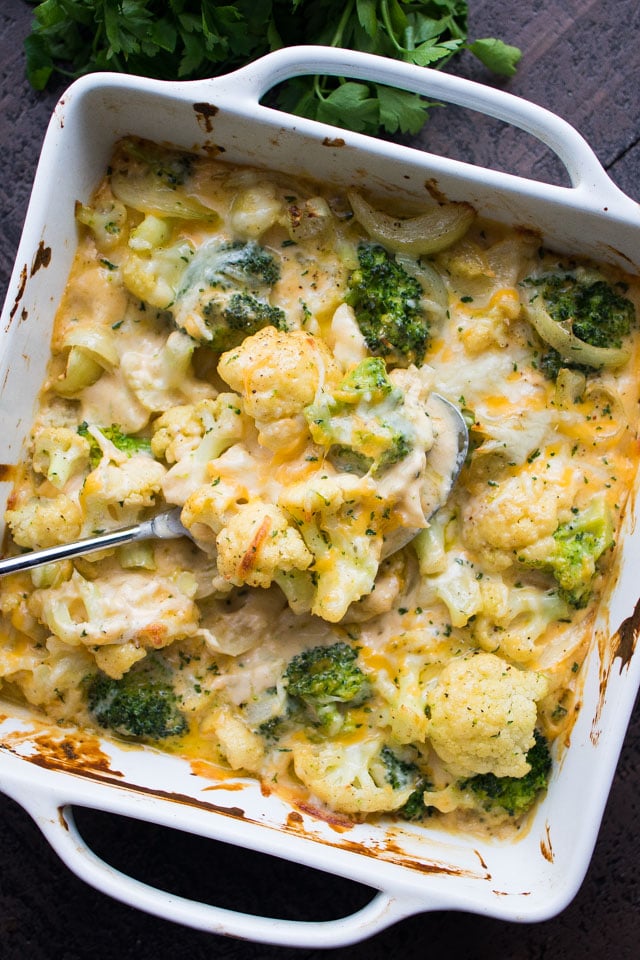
2,137,640,834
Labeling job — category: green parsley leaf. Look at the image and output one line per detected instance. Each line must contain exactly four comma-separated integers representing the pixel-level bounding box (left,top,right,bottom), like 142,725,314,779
356,0,379,39
23,1,521,136
24,32,54,91
316,81,380,133
375,84,432,135
467,37,523,77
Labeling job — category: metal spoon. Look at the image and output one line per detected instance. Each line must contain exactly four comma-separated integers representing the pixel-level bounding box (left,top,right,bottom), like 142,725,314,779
0,506,188,577
380,392,469,558
0,394,468,577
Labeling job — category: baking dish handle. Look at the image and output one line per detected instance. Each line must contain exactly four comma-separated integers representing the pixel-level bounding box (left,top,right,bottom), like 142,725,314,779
22,797,417,948
210,44,624,201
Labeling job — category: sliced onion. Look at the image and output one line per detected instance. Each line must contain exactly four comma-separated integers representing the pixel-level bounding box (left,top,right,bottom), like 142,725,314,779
523,290,631,368
111,160,218,221
64,327,119,369
557,383,626,446
554,367,586,408
348,190,475,255
52,347,104,397
286,196,333,243
112,172,218,220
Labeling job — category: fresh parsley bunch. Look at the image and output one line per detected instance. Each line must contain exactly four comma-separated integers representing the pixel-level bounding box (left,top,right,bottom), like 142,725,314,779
24,0,521,136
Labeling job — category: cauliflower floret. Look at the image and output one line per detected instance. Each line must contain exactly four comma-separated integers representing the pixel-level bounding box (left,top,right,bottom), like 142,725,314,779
32,426,91,490
285,196,334,244
121,239,195,309
120,330,215,415
80,453,166,531
425,652,548,778
93,641,148,679
462,458,578,571
472,581,571,663
229,181,284,239
152,402,215,464
217,326,341,424
216,501,312,589
200,703,265,773
292,735,416,815
28,569,200,650
76,187,128,252
180,444,266,545
154,394,248,504
7,635,96,721
373,654,430,744
280,474,385,623
5,495,83,549
418,554,483,628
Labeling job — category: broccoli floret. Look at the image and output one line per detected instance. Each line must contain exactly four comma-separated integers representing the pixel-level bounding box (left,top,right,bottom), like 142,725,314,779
86,660,188,741
380,746,418,789
174,239,286,349
304,356,415,475
345,243,429,367
519,497,614,608
202,291,286,352
380,746,435,820
337,355,396,403
181,239,281,293
537,347,591,382
535,274,634,347
526,272,635,378
461,730,552,817
284,641,371,733
400,783,435,821
217,240,281,287
77,422,152,467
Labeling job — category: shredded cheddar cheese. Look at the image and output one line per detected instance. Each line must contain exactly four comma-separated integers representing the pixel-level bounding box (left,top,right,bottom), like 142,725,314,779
1,136,639,832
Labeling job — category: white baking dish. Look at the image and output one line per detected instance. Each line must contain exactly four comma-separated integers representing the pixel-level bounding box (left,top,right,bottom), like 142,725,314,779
1,46,639,948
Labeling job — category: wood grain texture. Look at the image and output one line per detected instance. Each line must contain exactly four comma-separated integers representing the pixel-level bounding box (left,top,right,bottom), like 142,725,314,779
0,1,638,958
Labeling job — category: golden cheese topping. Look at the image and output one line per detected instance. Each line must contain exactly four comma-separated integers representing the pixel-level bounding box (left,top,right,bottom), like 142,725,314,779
1,137,639,832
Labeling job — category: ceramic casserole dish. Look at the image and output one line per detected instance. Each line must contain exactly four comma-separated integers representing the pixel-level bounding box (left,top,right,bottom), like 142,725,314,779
1,46,639,948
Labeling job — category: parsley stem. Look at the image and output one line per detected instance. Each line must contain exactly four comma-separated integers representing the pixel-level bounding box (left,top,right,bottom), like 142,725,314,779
380,0,407,54
330,0,355,48
313,0,356,103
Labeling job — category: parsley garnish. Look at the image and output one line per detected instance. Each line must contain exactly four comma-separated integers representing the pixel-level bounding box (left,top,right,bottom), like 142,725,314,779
24,1,520,137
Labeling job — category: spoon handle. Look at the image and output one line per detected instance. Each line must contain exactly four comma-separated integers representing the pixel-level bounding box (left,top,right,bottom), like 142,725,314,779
0,509,185,577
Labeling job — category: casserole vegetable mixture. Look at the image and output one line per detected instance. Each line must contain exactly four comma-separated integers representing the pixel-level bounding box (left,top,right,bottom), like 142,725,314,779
1,139,639,830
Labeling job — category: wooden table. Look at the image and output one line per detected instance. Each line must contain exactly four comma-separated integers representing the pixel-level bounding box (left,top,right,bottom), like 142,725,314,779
0,1,638,957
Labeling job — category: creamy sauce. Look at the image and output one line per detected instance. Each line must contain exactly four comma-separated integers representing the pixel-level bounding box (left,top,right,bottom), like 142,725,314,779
2,137,639,833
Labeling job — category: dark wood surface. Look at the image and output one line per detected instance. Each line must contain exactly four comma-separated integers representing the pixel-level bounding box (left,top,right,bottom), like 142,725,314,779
1,1,639,957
